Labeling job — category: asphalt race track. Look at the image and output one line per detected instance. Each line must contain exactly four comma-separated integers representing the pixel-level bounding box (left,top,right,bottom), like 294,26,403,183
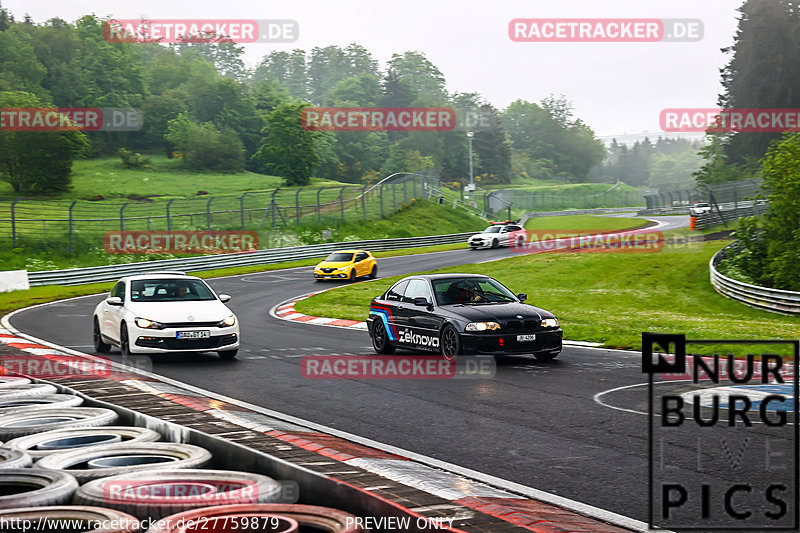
7,215,728,522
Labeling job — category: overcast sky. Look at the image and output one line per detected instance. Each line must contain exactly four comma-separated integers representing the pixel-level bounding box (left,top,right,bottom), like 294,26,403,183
10,0,742,137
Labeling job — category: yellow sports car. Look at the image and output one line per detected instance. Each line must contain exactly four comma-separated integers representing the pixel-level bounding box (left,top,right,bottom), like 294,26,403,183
314,250,378,281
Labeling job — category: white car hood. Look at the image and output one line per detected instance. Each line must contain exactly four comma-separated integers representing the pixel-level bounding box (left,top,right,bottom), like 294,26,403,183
126,300,232,323
470,232,500,239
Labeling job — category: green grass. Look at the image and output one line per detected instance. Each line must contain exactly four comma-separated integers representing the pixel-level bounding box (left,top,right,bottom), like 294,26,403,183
0,155,347,200
295,240,800,352
524,214,649,232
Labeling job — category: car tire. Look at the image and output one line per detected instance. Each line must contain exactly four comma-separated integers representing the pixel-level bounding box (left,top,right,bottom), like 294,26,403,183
440,324,462,359
0,384,58,398
348,269,356,282
370,321,395,355
147,504,364,533
34,442,213,484
0,448,33,469
0,394,83,414
516,236,525,248
217,350,238,360
73,469,285,520
491,238,499,249
368,265,377,279
0,377,31,387
0,506,140,533
0,407,119,440
93,318,111,354
0,470,78,509
120,324,131,356
5,426,161,459
534,351,560,362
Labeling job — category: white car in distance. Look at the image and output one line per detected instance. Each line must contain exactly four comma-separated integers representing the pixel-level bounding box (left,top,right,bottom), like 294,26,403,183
92,272,240,359
467,223,527,249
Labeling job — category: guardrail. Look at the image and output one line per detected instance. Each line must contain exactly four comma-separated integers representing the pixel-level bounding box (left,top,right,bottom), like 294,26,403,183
710,242,800,314
27,232,475,287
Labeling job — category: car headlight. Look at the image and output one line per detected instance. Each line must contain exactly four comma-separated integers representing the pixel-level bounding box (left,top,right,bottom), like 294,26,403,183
218,315,236,327
465,321,500,332
135,317,163,329
542,318,559,328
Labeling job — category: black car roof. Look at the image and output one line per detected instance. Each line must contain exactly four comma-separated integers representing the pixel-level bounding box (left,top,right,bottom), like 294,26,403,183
401,273,491,281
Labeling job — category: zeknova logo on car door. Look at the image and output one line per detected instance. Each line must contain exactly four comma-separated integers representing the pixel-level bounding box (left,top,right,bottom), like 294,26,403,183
643,333,799,530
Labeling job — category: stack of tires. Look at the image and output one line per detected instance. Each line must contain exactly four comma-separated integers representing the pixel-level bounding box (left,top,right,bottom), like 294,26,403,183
0,377,365,532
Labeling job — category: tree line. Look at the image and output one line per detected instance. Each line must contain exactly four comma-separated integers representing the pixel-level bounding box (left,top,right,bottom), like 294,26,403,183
0,5,606,194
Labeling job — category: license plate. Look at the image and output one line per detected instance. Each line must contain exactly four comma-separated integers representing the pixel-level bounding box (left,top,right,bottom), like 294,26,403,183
177,330,210,339
517,334,536,342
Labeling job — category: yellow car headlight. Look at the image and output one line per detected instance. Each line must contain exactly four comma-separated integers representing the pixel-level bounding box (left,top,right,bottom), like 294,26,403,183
135,317,163,329
218,315,236,327
465,321,501,332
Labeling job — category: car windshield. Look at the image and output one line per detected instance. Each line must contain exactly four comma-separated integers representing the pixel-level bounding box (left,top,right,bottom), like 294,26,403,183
433,277,518,305
483,226,502,233
325,252,354,262
695,203,709,207
130,279,217,302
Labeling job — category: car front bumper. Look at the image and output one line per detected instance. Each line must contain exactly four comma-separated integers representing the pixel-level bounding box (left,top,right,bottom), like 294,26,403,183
467,239,492,248
131,325,240,354
314,271,350,279
460,328,563,355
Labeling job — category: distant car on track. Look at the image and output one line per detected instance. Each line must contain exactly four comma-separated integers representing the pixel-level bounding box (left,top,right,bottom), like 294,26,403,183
689,202,712,216
314,249,377,281
467,222,527,249
367,273,562,360
92,272,239,359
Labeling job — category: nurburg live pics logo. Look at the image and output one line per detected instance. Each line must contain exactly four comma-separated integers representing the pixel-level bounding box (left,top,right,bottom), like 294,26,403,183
642,332,799,530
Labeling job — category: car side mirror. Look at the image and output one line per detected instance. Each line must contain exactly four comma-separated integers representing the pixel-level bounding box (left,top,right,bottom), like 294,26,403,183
517,293,527,302
219,294,232,303
413,297,431,307
106,296,123,306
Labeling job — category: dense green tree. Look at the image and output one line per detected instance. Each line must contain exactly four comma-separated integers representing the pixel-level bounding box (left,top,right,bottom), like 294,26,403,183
0,25,47,95
254,100,320,186
719,0,800,165
166,113,244,172
0,91,88,194
386,51,446,101
756,132,800,289
472,105,511,184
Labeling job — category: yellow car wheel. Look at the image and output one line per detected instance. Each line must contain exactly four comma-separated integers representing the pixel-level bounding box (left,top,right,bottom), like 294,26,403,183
349,269,356,281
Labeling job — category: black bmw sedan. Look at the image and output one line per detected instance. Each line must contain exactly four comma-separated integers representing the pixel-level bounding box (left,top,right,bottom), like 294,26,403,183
367,274,563,360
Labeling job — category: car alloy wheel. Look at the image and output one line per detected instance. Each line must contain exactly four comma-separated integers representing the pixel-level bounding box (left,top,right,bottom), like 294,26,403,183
371,320,395,354
440,325,461,359
93,318,111,354
491,239,499,249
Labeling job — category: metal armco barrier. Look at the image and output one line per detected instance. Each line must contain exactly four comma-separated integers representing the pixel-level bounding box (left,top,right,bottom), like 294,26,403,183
710,243,800,314
27,232,474,287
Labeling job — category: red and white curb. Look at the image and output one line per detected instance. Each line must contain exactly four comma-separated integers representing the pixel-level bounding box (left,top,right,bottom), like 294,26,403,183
270,290,369,331
270,291,604,348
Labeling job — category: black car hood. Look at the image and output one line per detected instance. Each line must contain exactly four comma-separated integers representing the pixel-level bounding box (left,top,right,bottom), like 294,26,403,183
444,302,552,321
